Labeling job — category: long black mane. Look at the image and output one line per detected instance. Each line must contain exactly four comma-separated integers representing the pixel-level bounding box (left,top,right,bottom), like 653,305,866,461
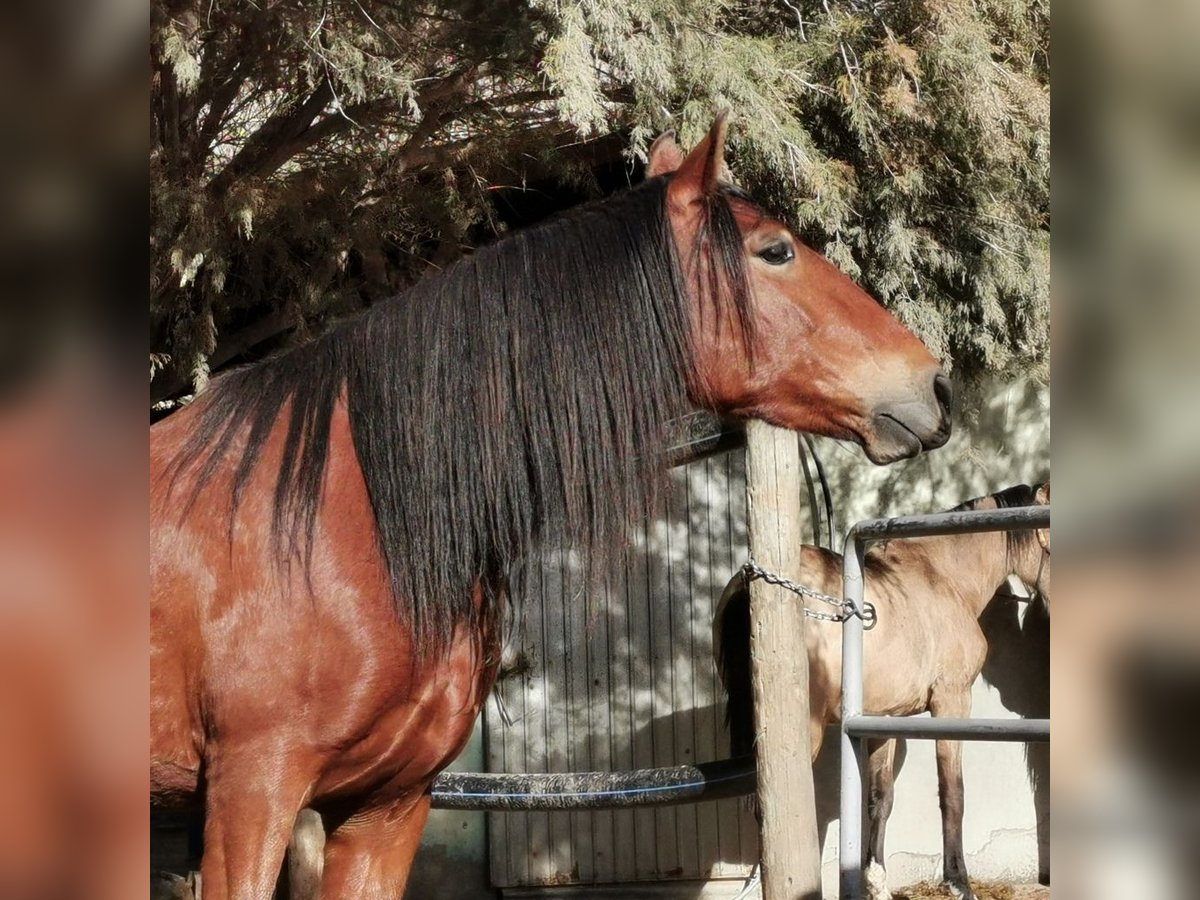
171,176,754,655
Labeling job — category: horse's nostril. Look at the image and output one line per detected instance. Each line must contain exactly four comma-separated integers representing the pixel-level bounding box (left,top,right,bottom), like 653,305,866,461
933,373,953,418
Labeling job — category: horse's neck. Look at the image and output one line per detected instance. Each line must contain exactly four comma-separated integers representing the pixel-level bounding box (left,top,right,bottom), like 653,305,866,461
888,530,1013,618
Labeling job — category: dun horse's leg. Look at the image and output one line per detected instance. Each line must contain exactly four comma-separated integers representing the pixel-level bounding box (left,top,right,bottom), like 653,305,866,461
864,739,900,900
929,690,976,900
200,749,314,900
320,793,430,900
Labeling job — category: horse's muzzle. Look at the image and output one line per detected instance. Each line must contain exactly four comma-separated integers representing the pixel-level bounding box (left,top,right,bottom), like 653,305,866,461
863,373,953,465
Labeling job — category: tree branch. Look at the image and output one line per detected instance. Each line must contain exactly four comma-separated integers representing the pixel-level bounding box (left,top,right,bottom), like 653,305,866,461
196,65,248,163
207,80,335,195
205,65,485,194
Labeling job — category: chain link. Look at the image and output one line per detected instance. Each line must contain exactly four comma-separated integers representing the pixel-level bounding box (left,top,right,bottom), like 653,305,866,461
739,560,877,628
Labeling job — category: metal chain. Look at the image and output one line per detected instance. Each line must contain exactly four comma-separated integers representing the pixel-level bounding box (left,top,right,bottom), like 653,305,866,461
740,560,877,628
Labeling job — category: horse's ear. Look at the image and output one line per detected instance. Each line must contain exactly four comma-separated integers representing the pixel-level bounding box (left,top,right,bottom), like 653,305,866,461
667,112,733,206
1034,481,1050,552
647,131,685,177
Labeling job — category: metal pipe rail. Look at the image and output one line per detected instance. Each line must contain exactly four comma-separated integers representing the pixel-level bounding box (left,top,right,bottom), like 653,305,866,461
844,715,1050,742
839,505,1050,899
429,755,756,811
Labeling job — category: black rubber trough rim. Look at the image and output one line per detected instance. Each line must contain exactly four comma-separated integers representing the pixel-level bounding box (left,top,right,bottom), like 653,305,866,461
428,755,757,811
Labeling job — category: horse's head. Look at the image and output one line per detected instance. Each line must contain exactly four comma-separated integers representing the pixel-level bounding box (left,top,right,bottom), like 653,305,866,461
650,115,951,464
989,480,1050,601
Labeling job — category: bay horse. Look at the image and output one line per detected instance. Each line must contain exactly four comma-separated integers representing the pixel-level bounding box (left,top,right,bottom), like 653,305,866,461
150,115,952,900
715,482,1050,900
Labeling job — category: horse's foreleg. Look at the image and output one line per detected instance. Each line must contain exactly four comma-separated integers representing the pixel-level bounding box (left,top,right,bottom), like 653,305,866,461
320,793,430,900
200,748,314,900
929,689,976,900
864,738,900,900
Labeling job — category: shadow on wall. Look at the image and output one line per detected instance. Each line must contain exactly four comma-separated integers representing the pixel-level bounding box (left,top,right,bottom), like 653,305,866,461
484,452,758,890
980,592,1051,884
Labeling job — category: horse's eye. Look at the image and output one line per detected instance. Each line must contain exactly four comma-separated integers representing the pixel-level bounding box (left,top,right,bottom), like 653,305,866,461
757,241,795,266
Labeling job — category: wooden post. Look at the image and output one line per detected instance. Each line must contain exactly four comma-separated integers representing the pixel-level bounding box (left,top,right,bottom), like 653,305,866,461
744,420,821,899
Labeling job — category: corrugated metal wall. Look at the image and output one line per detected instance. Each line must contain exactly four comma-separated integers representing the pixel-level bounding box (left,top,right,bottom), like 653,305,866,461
486,451,759,889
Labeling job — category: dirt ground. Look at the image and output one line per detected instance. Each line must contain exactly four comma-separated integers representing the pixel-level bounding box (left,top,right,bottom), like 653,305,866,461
892,882,1049,900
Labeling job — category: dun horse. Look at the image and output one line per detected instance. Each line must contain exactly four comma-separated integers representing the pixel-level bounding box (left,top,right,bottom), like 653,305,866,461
150,116,952,899
715,482,1049,900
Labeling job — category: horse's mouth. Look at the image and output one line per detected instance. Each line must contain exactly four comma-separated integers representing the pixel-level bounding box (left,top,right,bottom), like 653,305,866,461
863,412,949,465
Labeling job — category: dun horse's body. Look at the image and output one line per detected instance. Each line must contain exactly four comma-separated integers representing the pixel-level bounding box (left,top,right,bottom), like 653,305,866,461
151,117,952,899
716,483,1050,900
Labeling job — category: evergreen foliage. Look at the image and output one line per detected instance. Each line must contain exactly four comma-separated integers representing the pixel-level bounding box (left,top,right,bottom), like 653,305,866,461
151,0,1048,403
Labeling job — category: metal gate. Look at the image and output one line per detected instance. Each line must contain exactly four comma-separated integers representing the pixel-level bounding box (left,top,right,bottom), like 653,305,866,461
838,504,1051,898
